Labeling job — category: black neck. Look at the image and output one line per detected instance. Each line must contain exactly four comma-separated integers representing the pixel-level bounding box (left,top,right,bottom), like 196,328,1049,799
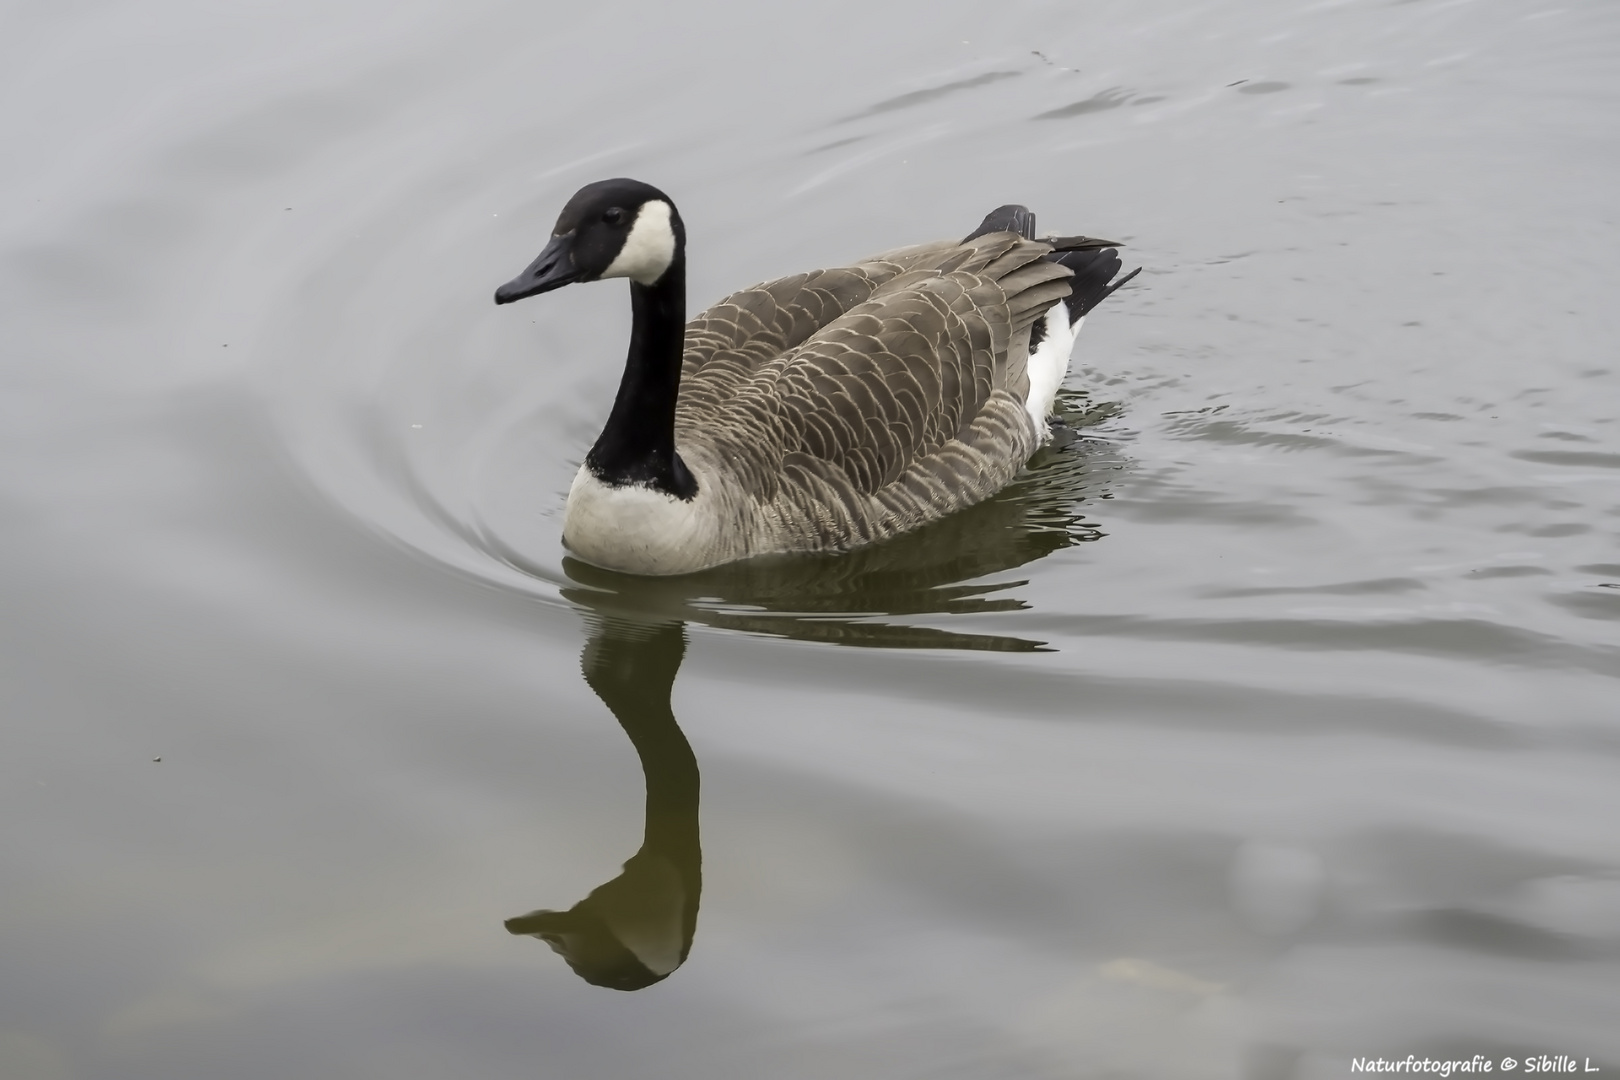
584,261,697,500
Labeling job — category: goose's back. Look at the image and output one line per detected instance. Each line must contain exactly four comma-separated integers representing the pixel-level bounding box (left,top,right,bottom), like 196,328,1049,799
673,231,1074,561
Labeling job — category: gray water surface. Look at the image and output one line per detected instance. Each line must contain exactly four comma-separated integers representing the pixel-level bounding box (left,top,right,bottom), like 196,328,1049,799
4,0,1620,1077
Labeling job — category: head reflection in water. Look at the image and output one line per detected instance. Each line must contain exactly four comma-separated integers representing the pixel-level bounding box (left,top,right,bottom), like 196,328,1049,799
505,619,700,991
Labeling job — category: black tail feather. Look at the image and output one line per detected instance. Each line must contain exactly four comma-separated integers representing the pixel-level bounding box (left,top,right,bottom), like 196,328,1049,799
1028,251,1140,352
964,204,1139,341
1052,249,1140,324
963,204,1037,242
1044,234,1122,252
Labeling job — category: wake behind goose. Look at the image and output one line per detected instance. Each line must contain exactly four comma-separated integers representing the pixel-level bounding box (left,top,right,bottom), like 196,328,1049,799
495,178,1137,575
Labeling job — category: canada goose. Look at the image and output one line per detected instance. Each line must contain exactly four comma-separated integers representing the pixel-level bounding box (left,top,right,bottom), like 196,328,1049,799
495,178,1137,576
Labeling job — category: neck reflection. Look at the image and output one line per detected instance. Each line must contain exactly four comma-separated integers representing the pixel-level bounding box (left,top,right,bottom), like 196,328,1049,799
506,618,700,991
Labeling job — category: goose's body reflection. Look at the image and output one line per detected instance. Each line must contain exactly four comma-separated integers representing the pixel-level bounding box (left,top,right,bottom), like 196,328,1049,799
506,620,700,990
505,392,1120,988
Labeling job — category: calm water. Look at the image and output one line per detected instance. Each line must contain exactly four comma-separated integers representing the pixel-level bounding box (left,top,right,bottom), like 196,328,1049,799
4,0,1619,1076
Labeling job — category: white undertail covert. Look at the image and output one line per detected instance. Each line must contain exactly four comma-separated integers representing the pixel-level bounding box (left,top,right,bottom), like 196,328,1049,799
1024,308,1083,435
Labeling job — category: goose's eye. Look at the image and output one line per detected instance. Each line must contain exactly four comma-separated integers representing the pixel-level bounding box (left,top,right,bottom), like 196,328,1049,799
602,207,626,225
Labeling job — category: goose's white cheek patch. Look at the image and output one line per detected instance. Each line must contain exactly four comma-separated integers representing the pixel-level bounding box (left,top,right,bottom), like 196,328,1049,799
602,200,677,285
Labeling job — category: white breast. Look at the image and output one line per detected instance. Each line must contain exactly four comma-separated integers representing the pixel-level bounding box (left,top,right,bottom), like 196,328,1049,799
562,464,729,574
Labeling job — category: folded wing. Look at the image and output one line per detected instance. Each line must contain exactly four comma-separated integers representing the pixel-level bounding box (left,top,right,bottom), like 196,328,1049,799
676,232,1075,552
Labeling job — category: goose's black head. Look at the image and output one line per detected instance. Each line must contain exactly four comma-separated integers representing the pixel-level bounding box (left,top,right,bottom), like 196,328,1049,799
494,178,684,304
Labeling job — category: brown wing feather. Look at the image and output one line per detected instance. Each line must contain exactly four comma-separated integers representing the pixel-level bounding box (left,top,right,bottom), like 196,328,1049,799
679,267,885,423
